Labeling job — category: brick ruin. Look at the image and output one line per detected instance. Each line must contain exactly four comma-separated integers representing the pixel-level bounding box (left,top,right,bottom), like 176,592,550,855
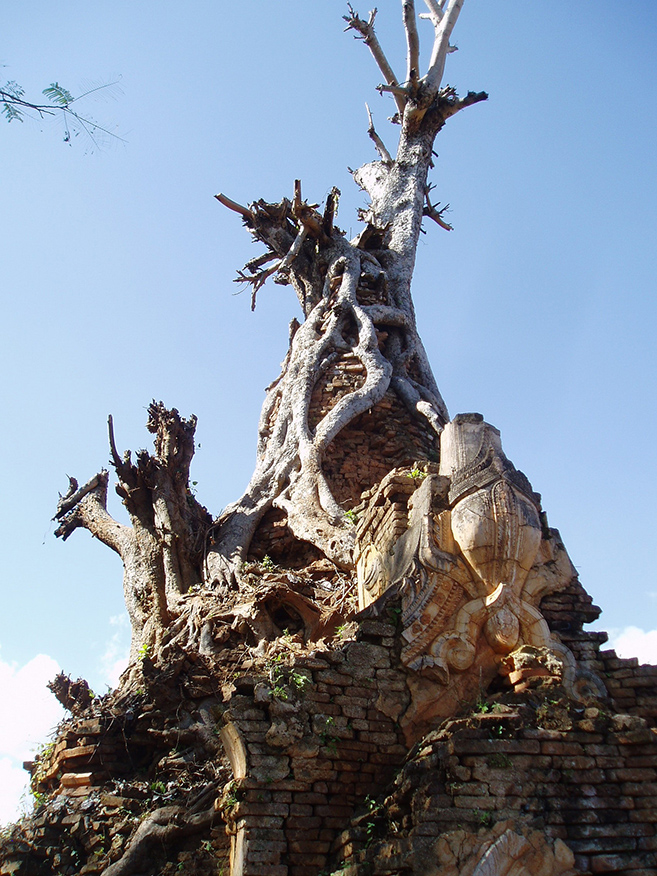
2,391,656,876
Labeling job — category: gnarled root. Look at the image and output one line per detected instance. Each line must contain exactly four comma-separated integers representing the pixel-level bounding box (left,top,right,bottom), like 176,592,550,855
101,801,218,876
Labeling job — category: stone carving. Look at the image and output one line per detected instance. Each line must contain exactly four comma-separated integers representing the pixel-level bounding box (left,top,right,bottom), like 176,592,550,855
429,824,577,876
355,413,584,688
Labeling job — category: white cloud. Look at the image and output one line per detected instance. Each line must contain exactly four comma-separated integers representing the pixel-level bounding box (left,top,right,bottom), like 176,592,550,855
0,758,31,825
99,614,130,690
0,615,132,826
0,651,65,826
607,626,657,665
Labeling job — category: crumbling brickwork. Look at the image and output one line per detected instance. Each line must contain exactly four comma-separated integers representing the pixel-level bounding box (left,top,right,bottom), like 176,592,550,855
333,701,657,875
220,617,409,876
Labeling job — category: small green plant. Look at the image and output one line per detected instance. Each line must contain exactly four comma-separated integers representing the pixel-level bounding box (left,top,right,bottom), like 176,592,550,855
31,789,47,808
365,795,381,814
261,555,275,570
335,624,348,639
223,781,240,809
271,683,289,700
475,700,491,714
344,508,359,525
137,642,149,659
290,671,310,692
408,466,427,480
387,606,402,626
150,780,166,795
476,809,493,827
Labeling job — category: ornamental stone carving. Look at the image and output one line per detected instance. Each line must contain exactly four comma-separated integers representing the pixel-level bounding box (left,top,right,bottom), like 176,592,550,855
355,413,586,693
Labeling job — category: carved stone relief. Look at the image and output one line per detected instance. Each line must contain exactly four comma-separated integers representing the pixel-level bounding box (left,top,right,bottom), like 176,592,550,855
428,824,577,876
355,413,596,697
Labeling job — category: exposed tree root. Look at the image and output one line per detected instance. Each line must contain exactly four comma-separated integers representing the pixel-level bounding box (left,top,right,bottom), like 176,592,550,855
101,803,218,876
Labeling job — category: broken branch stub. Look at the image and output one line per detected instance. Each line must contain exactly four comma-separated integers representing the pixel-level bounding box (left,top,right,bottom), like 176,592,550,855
55,402,211,662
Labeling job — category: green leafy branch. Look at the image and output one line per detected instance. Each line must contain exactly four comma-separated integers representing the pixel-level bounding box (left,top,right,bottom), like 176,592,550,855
1,75,125,148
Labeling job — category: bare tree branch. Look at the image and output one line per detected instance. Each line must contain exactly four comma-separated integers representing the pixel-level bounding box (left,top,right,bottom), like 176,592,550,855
440,88,488,120
245,251,278,273
55,473,100,519
107,414,124,474
423,0,464,96
54,470,128,554
366,103,393,163
235,224,309,311
322,186,341,237
423,193,453,231
344,5,406,117
214,192,254,221
402,0,421,90
421,0,445,22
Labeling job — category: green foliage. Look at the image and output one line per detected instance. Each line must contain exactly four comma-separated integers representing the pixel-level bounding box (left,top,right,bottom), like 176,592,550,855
149,780,167,795
408,466,427,480
261,555,275,570
2,74,124,148
365,794,381,814
290,670,310,692
223,781,240,810
344,508,359,525
43,82,74,107
30,739,56,794
387,606,402,626
31,789,47,808
1,81,25,122
137,642,149,659
271,683,288,701
319,715,339,753
266,652,310,701
475,809,493,827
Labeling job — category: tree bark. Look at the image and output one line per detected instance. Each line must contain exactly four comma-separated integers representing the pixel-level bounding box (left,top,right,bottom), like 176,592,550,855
55,402,212,660
55,0,486,662
206,5,486,584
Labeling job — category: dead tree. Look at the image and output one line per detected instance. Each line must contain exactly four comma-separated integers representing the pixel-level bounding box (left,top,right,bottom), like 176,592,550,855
55,1,486,658
206,0,486,585
54,402,211,660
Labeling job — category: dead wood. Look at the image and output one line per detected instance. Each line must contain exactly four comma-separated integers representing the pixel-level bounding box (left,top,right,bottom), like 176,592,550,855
55,402,212,661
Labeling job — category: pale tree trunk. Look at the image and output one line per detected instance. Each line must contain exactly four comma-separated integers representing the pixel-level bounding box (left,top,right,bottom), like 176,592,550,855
206,0,486,586
54,0,485,659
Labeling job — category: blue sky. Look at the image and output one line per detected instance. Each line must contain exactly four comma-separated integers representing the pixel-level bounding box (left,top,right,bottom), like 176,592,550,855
1,1,656,821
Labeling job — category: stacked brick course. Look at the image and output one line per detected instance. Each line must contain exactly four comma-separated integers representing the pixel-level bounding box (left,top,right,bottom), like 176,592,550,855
333,701,657,875
220,617,409,876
